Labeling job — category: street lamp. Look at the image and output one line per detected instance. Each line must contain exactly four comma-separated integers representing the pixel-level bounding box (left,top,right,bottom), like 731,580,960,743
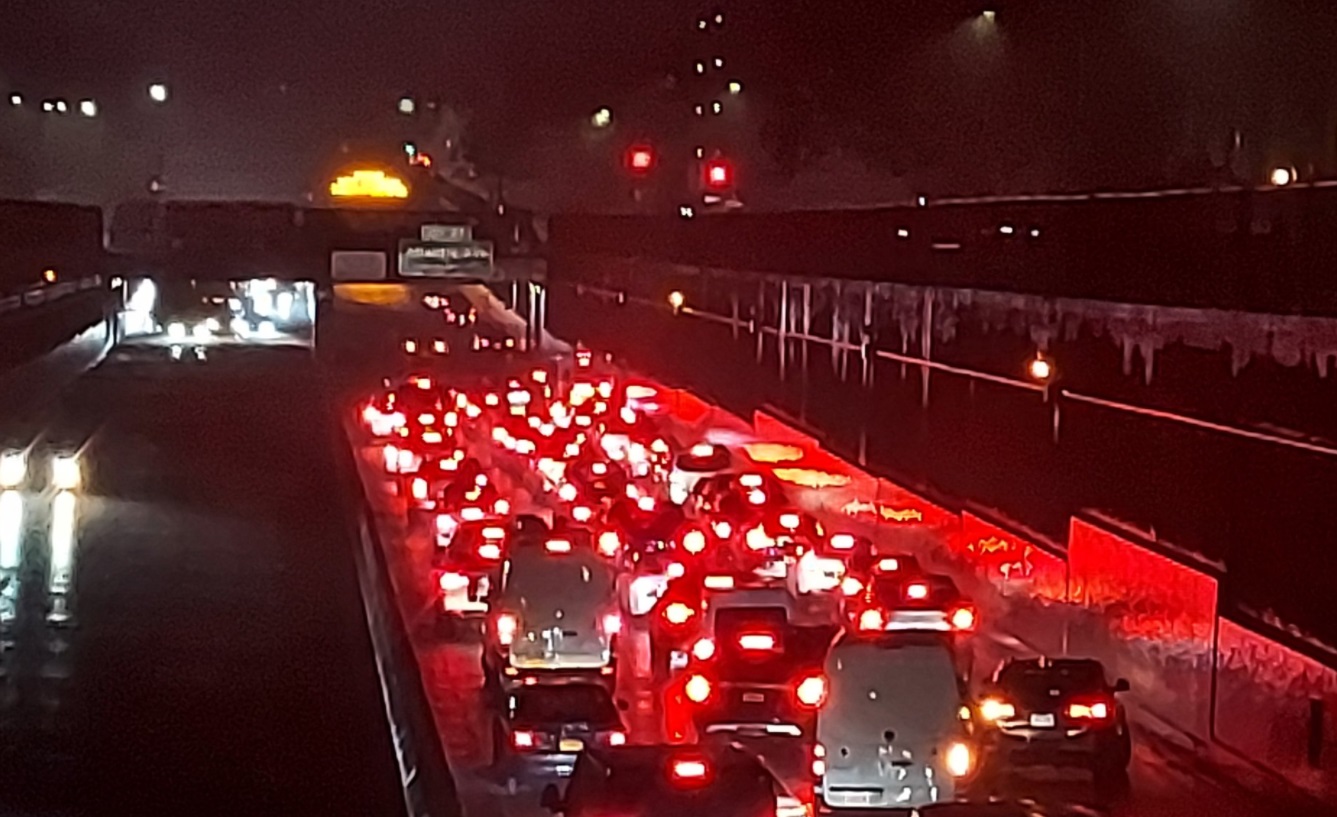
54,99,68,114
79,99,98,118
591,107,613,128
7,93,20,106
1027,354,1053,382
1270,167,1294,187
668,291,686,312
398,96,415,115
982,9,997,22
727,81,742,95
148,83,169,103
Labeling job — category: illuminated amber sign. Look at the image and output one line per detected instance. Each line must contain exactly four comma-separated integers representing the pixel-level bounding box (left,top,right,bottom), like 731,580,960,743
329,170,410,200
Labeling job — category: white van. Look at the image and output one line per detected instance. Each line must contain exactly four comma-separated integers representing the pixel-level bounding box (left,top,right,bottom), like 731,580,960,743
813,633,976,810
485,542,622,690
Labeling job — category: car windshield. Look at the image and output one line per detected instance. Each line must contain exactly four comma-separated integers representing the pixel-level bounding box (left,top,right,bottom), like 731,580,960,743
999,661,1107,696
511,685,618,726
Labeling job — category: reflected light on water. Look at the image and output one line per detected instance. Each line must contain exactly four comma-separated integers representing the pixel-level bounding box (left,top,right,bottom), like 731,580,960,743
50,490,77,593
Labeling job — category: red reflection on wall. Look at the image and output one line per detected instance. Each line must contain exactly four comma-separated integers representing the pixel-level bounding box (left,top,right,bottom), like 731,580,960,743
954,512,1068,602
1068,517,1217,645
1216,618,1337,778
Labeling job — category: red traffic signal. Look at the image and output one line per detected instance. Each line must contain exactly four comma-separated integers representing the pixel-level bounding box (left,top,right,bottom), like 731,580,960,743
626,144,656,175
703,158,733,190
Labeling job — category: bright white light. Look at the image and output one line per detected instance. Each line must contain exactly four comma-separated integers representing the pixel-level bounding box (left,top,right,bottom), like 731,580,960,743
192,322,212,340
398,96,416,115
42,100,55,112
711,101,723,115
981,9,996,22
713,57,724,69
51,455,81,491
276,290,293,320
727,81,742,95
49,490,76,589
8,94,20,106
591,107,613,128
148,83,169,103
1270,167,1294,186
999,224,1014,235
0,452,26,489
0,491,22,570
258,320,277,338
231,317,250,336
79,99,97,118
1028,356,1053,381
54,100,68,113
167,321,186,340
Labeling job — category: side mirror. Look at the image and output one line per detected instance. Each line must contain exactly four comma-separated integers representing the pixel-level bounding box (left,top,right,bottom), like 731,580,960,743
1113,678,1130,693
540,783,564,813
616,698,630,712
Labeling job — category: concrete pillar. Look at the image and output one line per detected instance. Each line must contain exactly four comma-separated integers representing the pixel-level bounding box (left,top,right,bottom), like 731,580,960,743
779,278,789,380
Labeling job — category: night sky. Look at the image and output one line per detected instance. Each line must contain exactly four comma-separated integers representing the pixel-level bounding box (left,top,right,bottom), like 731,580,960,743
1,0,1333,205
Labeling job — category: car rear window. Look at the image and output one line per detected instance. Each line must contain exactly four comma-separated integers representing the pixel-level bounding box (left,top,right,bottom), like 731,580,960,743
999,661,1105,696
511,685,618,725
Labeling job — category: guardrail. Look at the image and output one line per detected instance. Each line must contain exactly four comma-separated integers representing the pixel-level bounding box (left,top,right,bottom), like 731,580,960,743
327,388,464,817
0,275,104,317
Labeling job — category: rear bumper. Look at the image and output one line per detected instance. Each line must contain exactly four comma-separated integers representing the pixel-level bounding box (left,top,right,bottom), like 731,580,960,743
981,727,1119,767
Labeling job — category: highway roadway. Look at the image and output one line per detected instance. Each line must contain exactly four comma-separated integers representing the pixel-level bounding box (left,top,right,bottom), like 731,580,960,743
346,283,1333,817
0,338,403,815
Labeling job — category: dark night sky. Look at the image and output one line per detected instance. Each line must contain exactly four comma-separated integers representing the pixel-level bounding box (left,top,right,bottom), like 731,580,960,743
1,0,1334,204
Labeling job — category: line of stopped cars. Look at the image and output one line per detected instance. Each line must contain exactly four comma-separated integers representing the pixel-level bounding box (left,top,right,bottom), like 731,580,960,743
357,347,1133,816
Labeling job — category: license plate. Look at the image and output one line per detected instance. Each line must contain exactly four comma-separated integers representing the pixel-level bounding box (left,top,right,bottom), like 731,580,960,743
742,692,766,703
836,792,877,806
1030,713,1056,728
559,739,584,752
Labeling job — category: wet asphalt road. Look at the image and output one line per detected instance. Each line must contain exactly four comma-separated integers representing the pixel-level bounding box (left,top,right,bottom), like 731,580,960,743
0,341,403,815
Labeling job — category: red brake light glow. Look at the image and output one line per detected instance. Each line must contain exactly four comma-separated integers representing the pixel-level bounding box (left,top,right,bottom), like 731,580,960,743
496,613,517,645
411,478,428,500
597,531,621,557
460,507,484,522
669,757,710,782
606,730,627,746
950,606,977,631
681,530,707,554
1067,699,1112,721
858,608,885,631
779,513,801,530
684,675,712,704
602,612,623,635
906,582,930,600
664,602,695,626
477,543,502,560
512,729,535,749
545,539,573,553
738,633,776,651
830,533,855,550
691,637,716,660
876,557,900,572
703,575,734,590
795,674,828,708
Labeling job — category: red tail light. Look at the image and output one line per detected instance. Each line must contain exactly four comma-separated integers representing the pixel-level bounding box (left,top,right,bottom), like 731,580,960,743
906,582,930,600
668,757,711,785
512,729,536,749
684,674,712,703
691,637,715,660
605,730,627,746
738,633,776,651
795,674,828,708
496,613,518,646
411,478,428,501
1066,696,1114,722
545,539,572,553
681,529,707,554
477,543,502,560
950,606,977,631
597,531,621,557
858,608,885,631
602,613,623,635
663,602,695,626
811,743,827,777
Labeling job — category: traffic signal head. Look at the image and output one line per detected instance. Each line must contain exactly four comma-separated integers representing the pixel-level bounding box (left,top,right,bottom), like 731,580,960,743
704,158,733,190
626,144,656,175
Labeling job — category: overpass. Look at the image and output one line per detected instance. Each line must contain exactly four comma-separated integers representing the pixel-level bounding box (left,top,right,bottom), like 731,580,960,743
4,187,1337,811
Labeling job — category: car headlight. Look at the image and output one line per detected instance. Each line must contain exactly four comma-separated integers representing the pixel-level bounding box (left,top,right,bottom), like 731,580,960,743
205,317,221,332
0,450,27,489
166,321,186,340
192,322,212,340
51,454,81,491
